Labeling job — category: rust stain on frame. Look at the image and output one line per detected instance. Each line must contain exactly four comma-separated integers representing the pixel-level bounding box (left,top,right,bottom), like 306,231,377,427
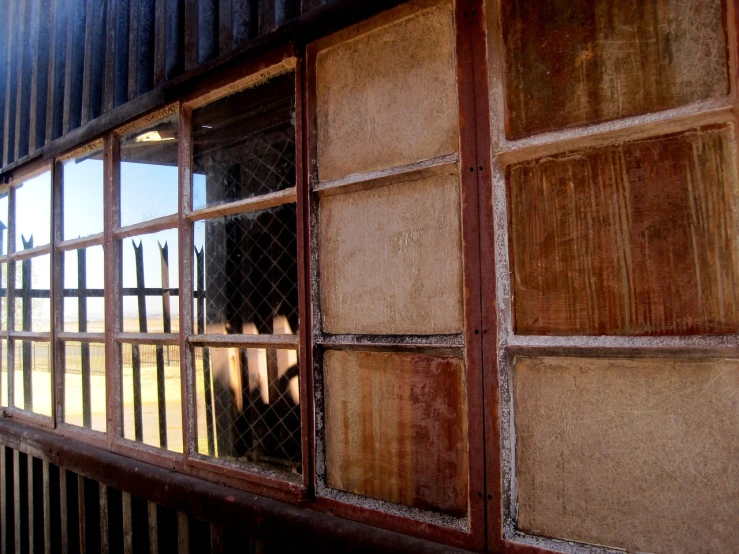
501,0,730,138
315,1,459,182
319,172,464,335
324,350,468,516
510,124,739,335
513,355,739,553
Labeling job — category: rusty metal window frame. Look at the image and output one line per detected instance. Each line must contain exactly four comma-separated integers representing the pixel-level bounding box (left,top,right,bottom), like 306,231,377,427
1,161,55,430
0,0,734,551
179,58,309,497
483,0,739,552
0,2,494,546
52,139,107,448
0,50,311,502
302,0,487,550
106,103,184,469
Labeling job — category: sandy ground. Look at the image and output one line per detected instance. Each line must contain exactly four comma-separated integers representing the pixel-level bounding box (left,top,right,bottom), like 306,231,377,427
1,363,209,455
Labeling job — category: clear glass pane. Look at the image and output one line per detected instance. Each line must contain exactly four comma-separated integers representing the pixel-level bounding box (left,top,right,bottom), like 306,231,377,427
63,341,106,432
0,263,7,331
192,73,296,210
121,343,182,452
13,340,52,416
193,205,298,336
0,191,8,256
0,339,7,406
63,246,105,333
120,116,178,227
14,254,51,332
15,171,51,250
63,151,104,239
121,229,179,333
194,346,300,473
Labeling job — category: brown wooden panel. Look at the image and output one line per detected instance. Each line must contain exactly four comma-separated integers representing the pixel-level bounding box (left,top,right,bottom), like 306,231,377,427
1,446,11,554
315,1,459,182
122,492,133,554
510,124,739,335
43,461,52,554
176,512,189,554
146,501,156,554
12,450,21,554
501,0,730,138
319,171,464,335
513,355,739,553
324,350,468,516
78,474,87,554
99,484,109,554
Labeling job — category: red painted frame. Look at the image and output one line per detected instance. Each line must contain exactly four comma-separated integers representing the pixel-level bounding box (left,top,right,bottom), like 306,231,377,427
302,0,489,550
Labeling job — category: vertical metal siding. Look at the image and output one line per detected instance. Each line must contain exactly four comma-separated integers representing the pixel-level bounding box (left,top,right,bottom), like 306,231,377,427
0,0,303,170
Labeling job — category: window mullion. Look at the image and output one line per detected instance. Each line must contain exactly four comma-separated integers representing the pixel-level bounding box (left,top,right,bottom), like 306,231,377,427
6,185,15,409
103,133,121,450
294,55,313,497
51,160,63,427
177,105,194,460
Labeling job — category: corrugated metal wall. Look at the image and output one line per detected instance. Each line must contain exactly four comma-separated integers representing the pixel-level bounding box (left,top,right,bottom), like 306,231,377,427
0,0,327,171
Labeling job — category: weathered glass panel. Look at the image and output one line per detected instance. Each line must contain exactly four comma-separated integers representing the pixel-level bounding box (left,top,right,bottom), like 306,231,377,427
62,150,104,239
120,115,178,227
319,172,463,335
513,355,739,552
192,73,296,210
63,246,105,333
324,350,468,516
63,341,106,432
15,171,51,249
316,2,458,181
193,206,298,336
14,254,51,332
0,263,6,331
194,346,301,473
0,192,8,256
121,229,179,333
510,124,739,335
501,0,729,137
121,343,182,452
12,339,51,416
0,339,7,406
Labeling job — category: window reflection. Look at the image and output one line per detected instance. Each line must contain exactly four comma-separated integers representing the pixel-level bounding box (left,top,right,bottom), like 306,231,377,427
63,246,105,333
0,263,6,331
15,171,51,250
13,339,52,416
192,73,296,210
121,229,179,333
195,346,300,473
14,254,51,332
120,116,178,227
0,339,6,406
193,206,298,336
63,341,106,432
63,152,104,239
0,192,8,256
121,343,182,452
